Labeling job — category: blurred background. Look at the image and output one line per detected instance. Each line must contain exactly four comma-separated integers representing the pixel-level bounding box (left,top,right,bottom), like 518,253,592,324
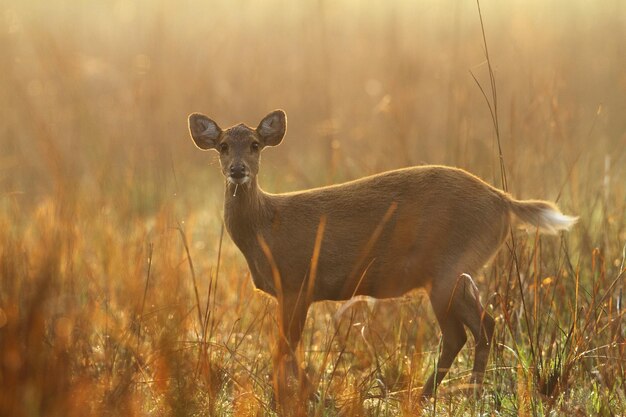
3,0,624,210
1,0,625,415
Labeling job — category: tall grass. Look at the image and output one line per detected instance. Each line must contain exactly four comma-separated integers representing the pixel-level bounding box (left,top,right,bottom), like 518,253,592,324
1,0,625,415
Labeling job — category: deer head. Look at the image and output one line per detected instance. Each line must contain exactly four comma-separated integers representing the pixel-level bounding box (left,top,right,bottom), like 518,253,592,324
188,110,287,185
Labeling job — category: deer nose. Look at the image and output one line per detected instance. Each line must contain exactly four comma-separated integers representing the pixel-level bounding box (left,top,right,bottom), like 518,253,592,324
230,164,246,179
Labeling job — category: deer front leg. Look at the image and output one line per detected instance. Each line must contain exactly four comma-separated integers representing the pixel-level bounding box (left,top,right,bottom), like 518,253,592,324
276,294,308,359
273,293,310,413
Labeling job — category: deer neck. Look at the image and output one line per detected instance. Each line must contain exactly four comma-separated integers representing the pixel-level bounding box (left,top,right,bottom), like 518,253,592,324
223,177,271,246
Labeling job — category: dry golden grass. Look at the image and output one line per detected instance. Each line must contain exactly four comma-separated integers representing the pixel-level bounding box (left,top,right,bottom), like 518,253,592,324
1,0,625,415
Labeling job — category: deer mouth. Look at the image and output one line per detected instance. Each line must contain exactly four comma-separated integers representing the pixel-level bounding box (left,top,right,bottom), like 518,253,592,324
227,175,250,185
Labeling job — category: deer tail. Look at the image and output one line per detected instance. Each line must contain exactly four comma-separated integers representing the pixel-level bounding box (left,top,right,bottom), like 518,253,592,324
508,198,578,235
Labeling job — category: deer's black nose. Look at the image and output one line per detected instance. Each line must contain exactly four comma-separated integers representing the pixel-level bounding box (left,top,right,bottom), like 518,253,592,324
230,164,246,179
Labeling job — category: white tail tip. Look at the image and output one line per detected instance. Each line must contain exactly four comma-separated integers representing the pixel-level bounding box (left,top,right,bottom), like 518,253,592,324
540,209,578,234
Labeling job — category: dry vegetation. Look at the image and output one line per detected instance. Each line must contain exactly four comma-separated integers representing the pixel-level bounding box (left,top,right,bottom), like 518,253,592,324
1,0,625,415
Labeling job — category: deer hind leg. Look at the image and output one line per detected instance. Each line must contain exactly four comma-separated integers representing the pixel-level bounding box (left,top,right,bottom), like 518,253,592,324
422,271,496,398
453,275,495,391
421,289,468,399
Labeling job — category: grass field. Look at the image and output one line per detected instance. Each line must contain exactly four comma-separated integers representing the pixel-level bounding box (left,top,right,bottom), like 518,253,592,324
1,0,625,415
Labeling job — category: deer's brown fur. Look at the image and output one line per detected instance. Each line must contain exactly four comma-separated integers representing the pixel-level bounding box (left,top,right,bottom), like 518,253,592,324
188,109,577,398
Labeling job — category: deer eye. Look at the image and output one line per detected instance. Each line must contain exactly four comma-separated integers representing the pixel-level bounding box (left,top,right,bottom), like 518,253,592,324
219,143,229,153
251,142,260,152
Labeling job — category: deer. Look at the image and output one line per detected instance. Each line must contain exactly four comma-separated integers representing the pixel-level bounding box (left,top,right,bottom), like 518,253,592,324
187,109,577,400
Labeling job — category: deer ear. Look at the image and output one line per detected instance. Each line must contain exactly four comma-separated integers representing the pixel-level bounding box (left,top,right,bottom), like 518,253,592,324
188,113,222,150
257,110,286,147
